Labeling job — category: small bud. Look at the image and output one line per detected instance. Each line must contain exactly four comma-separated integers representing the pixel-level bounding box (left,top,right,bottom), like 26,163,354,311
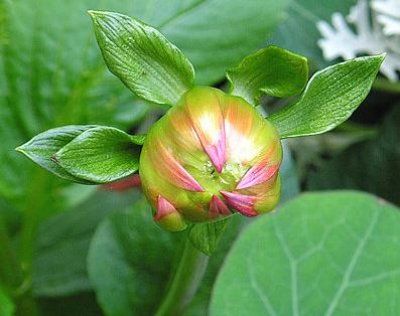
140,87,282,231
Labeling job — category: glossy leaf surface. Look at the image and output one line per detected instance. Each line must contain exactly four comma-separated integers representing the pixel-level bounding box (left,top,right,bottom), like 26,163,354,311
54,127,141,184
227,46,308,105
90,11,195,106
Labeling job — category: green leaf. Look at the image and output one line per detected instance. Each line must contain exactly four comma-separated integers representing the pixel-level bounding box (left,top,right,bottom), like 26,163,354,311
131,134,146,145
54,126,141,184
87,197,181,316
271,0,356,67
16,126,97,184
268,55,384,138
89,11,195,106
227,46,308,105
189,218,230,256
308,106,400,205
211,191,400,315
33,190,139,296
0,286,14,316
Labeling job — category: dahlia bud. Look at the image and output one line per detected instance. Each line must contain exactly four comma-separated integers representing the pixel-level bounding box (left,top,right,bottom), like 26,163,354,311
139,87,282,231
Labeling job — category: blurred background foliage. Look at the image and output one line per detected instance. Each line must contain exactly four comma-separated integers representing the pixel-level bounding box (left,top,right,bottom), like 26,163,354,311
0,0,399,315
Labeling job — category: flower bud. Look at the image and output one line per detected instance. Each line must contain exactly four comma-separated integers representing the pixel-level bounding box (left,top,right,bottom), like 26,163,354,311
139,87,282,231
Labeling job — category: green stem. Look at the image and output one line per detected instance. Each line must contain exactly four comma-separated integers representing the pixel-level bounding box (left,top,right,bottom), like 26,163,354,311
156,239,209,316
372,78,400,94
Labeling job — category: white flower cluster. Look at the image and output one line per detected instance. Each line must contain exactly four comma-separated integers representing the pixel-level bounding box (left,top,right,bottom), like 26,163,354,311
317,0,400,81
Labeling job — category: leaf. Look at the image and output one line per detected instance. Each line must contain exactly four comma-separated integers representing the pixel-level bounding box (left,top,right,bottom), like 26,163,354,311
32,190,139,296
189,218,230,256
271,0,356,68
308,106,400,205
16,125,97,184
0,286,14,316
210,191,400,315
54,126,141,184
227,46,308,105
268,55,384,138
87,197,181,316
130,134,146,145
89,11,195,106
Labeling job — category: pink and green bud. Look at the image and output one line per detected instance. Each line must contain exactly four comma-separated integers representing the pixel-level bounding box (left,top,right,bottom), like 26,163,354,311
139,87,282,231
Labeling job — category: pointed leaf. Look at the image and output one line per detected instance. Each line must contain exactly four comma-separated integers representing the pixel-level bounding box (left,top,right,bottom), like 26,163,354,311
89,11,195,106
16,126,97,184
227,46,308,105
54,126,142,183
268,55,384,138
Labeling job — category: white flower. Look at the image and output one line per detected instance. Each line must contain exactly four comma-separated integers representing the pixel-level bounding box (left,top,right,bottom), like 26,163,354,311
317,0,400,81
372,0,400,36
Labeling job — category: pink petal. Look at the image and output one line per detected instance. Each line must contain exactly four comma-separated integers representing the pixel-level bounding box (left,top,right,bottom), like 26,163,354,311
186,107,227,173
220,191,258,217
202,129,226,173
154,195,177,221
209,195,231,217
237,163,279,189
162,146,204,192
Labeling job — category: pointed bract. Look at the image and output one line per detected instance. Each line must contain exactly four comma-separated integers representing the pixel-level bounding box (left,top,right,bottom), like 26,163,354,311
220,191,258,217
159,144,204,192
237,162,279,189
209,195,231,217
154,195,187,231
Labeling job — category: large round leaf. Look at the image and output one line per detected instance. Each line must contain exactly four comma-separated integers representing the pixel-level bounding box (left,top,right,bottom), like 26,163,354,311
211,191,400,315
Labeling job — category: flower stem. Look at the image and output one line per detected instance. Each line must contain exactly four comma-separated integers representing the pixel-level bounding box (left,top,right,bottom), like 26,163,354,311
156,239,209,316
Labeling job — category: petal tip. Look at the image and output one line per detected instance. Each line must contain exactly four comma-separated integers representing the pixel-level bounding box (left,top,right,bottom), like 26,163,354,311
236,164,279,190
220,190,258,217
155,195,177,221
209,195,231,217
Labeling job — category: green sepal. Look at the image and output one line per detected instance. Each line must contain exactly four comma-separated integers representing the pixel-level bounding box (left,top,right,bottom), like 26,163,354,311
17,125,145,184
268,54,385,138
227,46,308,105
53,126,142,184
89,10,195,106
188,217,230,256
16,125,98,184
